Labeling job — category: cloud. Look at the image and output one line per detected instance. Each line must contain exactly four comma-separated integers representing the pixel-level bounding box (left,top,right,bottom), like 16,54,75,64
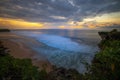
0,17,44,29
0,0,77,22
68,12,120,29
50,16,66,20
0,0,120,29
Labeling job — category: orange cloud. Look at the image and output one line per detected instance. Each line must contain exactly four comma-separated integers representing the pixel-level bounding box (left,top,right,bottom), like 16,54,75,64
0,17,44,29
68,12,120,29
68,21,119,29
84,22,116,28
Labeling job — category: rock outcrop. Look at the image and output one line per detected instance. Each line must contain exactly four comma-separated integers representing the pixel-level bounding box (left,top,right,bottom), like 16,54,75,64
98,29,120,40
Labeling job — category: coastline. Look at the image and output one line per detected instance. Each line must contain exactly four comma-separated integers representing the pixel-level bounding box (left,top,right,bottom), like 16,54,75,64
1,39,53,72
0,31,100,73
0,29,119,80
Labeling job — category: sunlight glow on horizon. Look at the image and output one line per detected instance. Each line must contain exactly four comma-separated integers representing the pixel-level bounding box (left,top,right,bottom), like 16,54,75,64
0,17,44,29
0,12,120,29
83,12,120,24
68,12,120,29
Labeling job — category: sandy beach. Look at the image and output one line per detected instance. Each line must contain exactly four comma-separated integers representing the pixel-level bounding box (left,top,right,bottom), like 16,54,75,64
0,30,100,73
0,37,53,72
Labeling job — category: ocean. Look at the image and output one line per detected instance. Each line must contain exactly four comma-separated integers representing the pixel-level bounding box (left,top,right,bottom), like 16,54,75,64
9,29,102,73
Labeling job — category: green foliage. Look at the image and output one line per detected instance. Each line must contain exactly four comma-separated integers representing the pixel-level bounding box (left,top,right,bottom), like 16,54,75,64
88,40,120,80
0,55,42,80
48,68,83,80
0,42,47,80
0,30,120,80
39,69,48,80
99,40,120,49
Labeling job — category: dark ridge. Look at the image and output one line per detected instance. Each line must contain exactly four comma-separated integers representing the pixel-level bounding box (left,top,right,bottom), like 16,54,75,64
98,29,120,40
0,29,10,32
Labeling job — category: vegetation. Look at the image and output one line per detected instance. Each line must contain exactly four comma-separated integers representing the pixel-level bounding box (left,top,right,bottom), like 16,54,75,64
84,40,120,80
98,29,120,40
0,41,47,80
47,67,83,80
83,29,120,80
0,29,120,80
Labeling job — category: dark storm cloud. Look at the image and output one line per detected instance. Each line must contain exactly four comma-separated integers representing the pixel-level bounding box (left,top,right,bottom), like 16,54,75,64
0,0,120,22
71,0,120,20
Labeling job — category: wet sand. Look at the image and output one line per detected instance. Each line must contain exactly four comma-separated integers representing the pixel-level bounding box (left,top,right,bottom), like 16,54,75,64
1,39,53,72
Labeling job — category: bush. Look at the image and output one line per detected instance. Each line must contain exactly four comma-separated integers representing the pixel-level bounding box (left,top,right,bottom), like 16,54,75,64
0,42,47,80
88,40,120,80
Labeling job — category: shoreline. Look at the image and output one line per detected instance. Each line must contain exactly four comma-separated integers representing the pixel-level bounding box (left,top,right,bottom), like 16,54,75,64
1,39,53,72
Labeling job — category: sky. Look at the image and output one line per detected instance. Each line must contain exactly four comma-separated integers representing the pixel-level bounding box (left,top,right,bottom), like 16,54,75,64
0,0,120,29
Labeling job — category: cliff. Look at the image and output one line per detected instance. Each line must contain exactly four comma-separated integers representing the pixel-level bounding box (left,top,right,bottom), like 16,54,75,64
98,29,120,40
0,29,120,80
90,29,120,80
